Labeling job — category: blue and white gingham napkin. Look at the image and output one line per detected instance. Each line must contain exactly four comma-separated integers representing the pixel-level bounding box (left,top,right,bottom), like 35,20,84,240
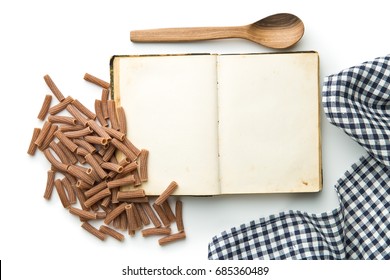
208,55,390,260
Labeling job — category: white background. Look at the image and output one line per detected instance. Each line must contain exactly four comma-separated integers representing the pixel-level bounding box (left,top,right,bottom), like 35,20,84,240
0,0,388,279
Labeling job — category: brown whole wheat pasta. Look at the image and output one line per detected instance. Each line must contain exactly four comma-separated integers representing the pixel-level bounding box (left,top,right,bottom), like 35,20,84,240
48,96,74,115
84,135,108,146
84,181,107,198
54,179,71,209
39,124,59,151
72,99,96,120
119,211,128,231
107,100,120,130
139,149,149,182
85,154,107,179
57,142,78,165
88,168,102,183
100,196,111,208
66,104,89,126
104,202,127,225
102,145,117,162
118,197,149,203
94,99,107,127
67,165,95,185
123,138,141,157
152,203,171,227
99,225,124,241
76,180,93,191
43,148,69,173
135,203,150,226
43,170,55,199
132,204,143,229
125,204,139,235
116,106,127,134
110,138,137,162
102,127,125,141
48,115,77,125
49,141,70,164
84,187,111,209
64,127,93,138
175,200,184,232
154,181,178,206
158,232,186,246
142,203,161,228
69,206,97,220
100,162,123,173
59,124,84,132
96,211,107,219
76,147,89,157
61,177,77,204
107,174,135,189
111,188,119,203
54,130,78,152
27,128,41,155
81,221,106,241
34,121,52,147
63,172,77,186
142,227,171,237
37,94,52,120
116,189,145,201
87,119,111,140
84,73,110,89
118,161,138,176
101,88,109,119
73,138,96,154
72,185,88,210
162,200,176,223
43,74,65,101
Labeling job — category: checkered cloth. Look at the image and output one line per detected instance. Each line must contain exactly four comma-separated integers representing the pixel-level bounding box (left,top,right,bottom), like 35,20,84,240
208,55,390,260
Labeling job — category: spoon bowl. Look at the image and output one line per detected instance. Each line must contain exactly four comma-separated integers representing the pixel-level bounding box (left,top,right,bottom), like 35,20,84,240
130,13,305,49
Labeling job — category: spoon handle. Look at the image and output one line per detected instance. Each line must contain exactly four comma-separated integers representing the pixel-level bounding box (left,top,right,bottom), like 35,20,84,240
130,26,244,42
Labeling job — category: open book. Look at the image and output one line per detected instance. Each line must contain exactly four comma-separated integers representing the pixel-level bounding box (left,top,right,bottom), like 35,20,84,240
111,52,322,195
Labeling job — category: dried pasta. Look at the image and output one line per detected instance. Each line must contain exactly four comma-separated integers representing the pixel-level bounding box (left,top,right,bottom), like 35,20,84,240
154,181,178,206
37,94,52,120
27,128,41,155
43,74,65,101
84,73,110,89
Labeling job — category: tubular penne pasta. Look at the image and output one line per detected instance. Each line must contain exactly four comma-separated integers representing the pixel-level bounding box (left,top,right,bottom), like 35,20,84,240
158,232,186,246
99,225,124,241
37,94,52,120
104,202,127,225
123,138,141,158
72,139,96,154
49,141,70,164
67,165,95,185
34,121,52,147
43,148,69,172
81,222,106,241
84,187,111,209
135,203,150,226
125,204,139,235
72,99,96,120
175,200,184,232
107,100,120,130
84,73,110,89
64,127,93,138
162,200,176,223
87,119,111,140
154,181,178,206
48,96,74,115
102,127,125,141
61,177,77,204
100,162,123,173
85,154,107,180
152,203,171,227
101,89,109,119
54,130,78,152
116,106,127,134
110,138,137,162
142,203,161,228
66,104,89,126
43,170,55,199
139,149,149,182
84,135,108,146
27,128,41,155
48,115,77,125
142,227,171,237
107,175,135,189
76,180,93,191
69,206,97,220
39,124,58,151
54,179,71,209
94,99,107,127
57,142,78,165
43,74,65,101
116,189,145,201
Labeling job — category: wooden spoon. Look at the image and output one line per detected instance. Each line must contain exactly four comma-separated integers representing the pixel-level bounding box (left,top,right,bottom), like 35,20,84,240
130,13,304,49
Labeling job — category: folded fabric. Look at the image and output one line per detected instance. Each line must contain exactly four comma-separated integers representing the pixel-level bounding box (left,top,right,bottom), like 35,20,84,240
208,55,390,260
